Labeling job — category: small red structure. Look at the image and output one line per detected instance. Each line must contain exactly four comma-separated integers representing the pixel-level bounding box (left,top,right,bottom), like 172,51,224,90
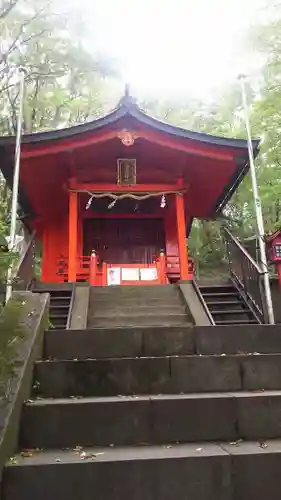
0,94,258,286
266,230,281,286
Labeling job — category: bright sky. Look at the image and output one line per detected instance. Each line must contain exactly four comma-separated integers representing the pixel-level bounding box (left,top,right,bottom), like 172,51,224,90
82,0,270,99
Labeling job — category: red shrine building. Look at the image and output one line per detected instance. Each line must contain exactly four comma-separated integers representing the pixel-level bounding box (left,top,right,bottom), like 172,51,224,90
0,94,258,286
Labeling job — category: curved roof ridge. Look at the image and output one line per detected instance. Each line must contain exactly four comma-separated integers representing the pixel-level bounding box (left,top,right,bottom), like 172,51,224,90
0,91,260,152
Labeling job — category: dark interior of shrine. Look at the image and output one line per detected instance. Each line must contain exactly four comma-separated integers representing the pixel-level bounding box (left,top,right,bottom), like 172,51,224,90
83,218,165,264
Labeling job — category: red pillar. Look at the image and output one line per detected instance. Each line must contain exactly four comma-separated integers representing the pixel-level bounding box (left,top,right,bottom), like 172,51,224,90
158,252,166,284
89,250,97,285
175,183,189,280
68,190,78,282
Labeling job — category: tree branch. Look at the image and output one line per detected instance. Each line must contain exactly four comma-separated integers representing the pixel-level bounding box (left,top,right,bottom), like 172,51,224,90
0,0,18,20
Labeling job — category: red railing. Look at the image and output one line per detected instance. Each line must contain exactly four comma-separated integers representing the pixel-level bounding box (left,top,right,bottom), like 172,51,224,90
56,256,91,282
56,252,194,284
166,255,194,280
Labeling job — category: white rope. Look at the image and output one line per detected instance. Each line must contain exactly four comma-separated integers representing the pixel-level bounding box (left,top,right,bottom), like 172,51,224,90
71,189,184,201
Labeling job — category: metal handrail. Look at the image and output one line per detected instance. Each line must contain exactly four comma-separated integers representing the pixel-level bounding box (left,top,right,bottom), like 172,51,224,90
192,280,216,325
66,283,75,329
223,227,262,273
222,226,266,322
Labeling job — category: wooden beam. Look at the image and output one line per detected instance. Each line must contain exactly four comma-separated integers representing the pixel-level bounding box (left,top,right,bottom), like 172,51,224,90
21,130,234,162
21,130,118,159
71,182,181,193
68,190,78,282
138,130,234,162
176,179,189,280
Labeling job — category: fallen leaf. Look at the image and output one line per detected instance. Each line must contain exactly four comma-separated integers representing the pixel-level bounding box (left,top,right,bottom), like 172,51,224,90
259,442,268,449
229,439,243,446
21,451,33,458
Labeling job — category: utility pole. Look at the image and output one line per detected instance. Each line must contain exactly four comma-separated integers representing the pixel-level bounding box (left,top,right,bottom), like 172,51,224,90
239,74,275,324
6,69,25,303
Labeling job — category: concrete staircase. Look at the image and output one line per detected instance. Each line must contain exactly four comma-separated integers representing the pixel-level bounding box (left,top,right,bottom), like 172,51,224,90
3,287,281,499
87,284,193,327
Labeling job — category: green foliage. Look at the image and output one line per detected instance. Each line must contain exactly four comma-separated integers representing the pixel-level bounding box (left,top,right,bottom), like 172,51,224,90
0,298,26,398
0,0,119,135
0,0,120,279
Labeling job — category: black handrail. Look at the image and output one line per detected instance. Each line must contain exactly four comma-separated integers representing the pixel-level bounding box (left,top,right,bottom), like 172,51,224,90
222,226,266,322
192,280,216,325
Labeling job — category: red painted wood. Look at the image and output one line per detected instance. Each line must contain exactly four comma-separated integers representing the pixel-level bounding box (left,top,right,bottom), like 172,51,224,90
68,191,78,282
22,130,118,159
158,252,167,284
21,128,233,162
176,185,189,280
72,182,180,192
89,251,97,285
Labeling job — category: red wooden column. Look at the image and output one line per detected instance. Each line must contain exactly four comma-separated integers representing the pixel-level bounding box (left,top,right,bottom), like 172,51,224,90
175,180,189,280
68,190,78,282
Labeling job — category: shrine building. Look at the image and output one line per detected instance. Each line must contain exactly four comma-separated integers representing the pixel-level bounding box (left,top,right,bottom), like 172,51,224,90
0,94,258,286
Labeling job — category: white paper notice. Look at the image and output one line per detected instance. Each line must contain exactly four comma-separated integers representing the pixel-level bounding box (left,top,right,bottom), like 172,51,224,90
107,268,121,285
121,268,139,281
140,268,157,281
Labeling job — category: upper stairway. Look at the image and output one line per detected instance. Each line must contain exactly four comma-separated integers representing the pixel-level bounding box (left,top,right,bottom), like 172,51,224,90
87,284,193,328
32,283,74,329
198,282,260,326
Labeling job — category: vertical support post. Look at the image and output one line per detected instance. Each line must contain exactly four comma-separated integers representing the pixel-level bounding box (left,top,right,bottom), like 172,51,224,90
6,69,25,303
102,262,108,286
68,190,78,282
277,264,281,288
239,75,274,324
158,252,166,284
175,180,189,280
89,250,97,285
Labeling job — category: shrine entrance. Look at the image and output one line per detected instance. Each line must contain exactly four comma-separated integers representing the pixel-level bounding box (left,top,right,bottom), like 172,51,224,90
83,218,165,265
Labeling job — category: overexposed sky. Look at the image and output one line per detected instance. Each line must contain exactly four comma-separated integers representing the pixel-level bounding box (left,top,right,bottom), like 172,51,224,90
78,0,271,99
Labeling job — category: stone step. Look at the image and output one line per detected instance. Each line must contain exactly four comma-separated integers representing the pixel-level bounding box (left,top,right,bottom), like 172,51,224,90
44,325,281,361
90,297,182,306
90,305,187,317
20,392,281,450
196,325,281,354
3,440,281,500
89,287,180,300
34,354,281,398
91,284,179,294
88,314,190,328
44,326,194,360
